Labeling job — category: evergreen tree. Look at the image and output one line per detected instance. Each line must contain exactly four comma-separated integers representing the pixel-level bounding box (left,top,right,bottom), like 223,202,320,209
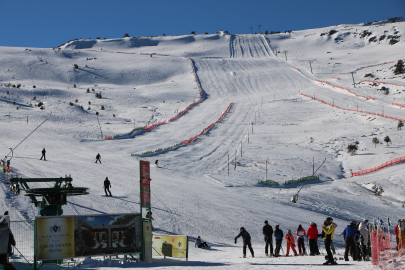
394,60,404,75
384,136,391,146
347,144,358,155
372,137,379,148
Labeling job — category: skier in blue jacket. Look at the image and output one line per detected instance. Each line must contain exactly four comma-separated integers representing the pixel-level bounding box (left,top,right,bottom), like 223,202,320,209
341,221,357,261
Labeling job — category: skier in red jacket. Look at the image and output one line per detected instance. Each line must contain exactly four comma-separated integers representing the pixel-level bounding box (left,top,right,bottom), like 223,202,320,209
395,220,400,250
307,222,320,255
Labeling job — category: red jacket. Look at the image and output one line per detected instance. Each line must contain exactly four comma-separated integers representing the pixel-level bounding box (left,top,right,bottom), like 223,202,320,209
394,224,399,236
285,234,295,244
307,225,319,239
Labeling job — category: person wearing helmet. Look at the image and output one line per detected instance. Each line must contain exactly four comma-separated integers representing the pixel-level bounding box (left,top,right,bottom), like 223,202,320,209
103,177,112,196
322,217,338,265
234,227,254,258
341,221,357,261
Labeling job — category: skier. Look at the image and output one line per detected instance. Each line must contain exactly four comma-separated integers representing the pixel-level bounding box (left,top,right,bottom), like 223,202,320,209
95,153,101,164
155,160,159,167
234,227,254,258
262,220,273,256
394,220,400,250
0,212,16,263
322,217,338,265
340,221,357,261
40,148,46,161
274,224,284,257
103,177,112,196
307,222,320,256
195,236,209,248
296,224,306,255
285,229,298,256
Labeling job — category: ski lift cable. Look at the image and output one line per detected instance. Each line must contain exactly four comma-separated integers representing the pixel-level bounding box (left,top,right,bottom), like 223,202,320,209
296,158,326,195
6,113,52,157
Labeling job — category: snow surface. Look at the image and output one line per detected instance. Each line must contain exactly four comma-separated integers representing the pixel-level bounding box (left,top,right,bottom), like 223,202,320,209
1,18,405,269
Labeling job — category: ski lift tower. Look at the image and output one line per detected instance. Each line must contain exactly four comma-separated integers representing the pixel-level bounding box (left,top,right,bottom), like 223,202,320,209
9,176,89,216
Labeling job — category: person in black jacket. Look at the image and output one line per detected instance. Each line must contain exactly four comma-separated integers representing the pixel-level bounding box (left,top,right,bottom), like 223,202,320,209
95,153,101,164
40,148,46,161
103,177,112,196
234,227,254,258
263,220,274,256
0,212,16,262
274,224,284,257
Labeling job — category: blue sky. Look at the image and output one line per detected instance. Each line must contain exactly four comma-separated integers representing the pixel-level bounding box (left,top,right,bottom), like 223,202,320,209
0,0,403,48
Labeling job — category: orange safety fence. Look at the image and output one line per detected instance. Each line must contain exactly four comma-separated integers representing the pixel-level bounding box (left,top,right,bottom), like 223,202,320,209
314,80,375,100
351,156,405,177
363,79,405,88
393,103,405,108
354,59,405,72
370,229,405,269
299,92,405,128
183,103,233,145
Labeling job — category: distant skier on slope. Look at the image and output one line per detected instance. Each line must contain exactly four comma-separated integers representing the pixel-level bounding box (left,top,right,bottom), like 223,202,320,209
262,220,274,256
322,217,338,265
234,227,254,258
40,148,46,161
103,177,112,196
95,153,101,164
274,225,284,257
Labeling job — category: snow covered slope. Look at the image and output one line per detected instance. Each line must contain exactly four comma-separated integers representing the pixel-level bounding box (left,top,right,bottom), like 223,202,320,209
1,18,405,269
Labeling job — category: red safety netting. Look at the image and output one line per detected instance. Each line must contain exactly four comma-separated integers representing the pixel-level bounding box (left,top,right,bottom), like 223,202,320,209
354,59,405,72
351,156,405,177
363,80,405,88
393,103,405,108
314,80,375,100
370,230,405,269
183,103,233,145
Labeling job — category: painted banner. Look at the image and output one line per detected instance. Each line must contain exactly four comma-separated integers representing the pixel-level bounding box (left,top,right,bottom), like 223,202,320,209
140,161,151,208
143,222,152,263
152,235,188,259
36,213,141,260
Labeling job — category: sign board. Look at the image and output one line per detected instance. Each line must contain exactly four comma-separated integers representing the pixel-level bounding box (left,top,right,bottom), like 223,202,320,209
143,222,152,263
140,161,150,208
152,235,188,259
36,213,141,260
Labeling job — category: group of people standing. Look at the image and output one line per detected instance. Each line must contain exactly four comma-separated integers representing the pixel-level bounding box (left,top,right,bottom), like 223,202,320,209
231,217,376,265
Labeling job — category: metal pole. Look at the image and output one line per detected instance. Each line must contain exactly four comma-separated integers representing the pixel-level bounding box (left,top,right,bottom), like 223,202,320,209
309,62,313,74
266,161,267,181
382,106,384,115
313,157,314,175
274,46,278,56
350,72,356,88
228,154,229,176
252,124,253,134
234,151,236,170
284,51,287,61
241,141,242,157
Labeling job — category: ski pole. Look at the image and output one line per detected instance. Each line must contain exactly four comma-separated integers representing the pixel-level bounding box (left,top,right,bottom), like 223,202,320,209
13,246,30,264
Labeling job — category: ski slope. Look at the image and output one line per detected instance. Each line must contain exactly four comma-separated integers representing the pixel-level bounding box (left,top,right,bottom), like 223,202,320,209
1,18,405,269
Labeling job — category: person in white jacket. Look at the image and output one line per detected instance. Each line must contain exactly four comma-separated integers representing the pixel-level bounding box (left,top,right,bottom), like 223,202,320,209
358,220,369,260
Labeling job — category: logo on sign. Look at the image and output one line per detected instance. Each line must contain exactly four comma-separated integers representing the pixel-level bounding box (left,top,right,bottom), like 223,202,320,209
50,224,61,233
